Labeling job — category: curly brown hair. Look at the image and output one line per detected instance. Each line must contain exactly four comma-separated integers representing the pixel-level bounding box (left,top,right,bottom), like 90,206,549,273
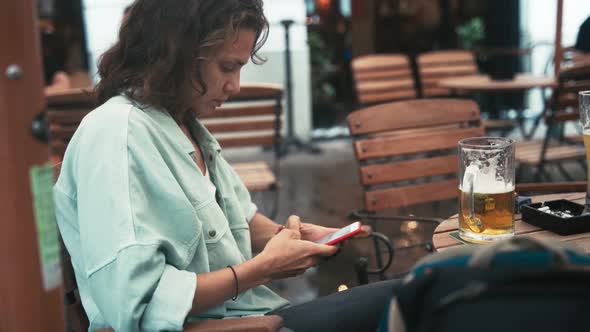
95,0,268,119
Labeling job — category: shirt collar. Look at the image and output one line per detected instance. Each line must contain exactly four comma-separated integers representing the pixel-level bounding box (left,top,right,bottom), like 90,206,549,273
185,114,222,154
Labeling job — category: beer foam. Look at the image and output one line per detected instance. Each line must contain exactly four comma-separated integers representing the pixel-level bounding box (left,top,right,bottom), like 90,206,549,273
461,164,514,193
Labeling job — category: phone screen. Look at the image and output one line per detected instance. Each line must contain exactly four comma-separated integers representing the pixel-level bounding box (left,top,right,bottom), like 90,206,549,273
315,222,361,245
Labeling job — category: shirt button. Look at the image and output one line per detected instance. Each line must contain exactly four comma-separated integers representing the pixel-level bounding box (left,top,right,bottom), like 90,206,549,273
208,230,217,238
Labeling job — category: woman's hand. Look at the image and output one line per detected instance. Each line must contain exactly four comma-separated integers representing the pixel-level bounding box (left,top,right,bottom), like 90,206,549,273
299,223,340,242
256,216,338,280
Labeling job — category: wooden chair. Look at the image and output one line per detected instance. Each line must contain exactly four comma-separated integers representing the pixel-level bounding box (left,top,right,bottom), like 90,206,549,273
351,54,417,107
46,87,285,331
515,59,590,182
46,84,283,218
45,88,97,163
416,50,479,98
346,98,485,279
199,84,283,218
416,49,514,133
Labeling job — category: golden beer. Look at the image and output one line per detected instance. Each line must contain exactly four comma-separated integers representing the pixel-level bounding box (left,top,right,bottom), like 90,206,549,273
458,188,515,242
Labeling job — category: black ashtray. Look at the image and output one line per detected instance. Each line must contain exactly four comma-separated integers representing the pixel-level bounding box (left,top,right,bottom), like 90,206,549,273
521,199,590,235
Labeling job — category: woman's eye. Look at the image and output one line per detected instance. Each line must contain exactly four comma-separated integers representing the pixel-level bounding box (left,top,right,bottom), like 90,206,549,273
221,64,236,73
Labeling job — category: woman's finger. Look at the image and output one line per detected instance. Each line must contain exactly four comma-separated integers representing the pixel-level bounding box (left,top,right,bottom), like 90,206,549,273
285,215,302,239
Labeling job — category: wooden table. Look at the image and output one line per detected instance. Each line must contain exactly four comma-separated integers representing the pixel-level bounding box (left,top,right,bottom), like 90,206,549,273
433,192,590,254
438,73,556,92
438,73,556,138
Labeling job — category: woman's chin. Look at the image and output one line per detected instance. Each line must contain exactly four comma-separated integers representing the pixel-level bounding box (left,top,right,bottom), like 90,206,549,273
194,105,217,117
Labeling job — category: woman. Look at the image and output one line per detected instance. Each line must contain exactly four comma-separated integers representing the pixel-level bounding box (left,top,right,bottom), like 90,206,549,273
54,1,399,331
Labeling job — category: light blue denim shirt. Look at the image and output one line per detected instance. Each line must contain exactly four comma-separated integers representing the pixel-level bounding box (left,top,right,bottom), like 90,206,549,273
53,96,289,331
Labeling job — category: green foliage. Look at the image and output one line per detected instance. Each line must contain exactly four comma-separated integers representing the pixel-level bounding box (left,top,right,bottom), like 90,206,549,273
456,17,485,49
308,30,336,101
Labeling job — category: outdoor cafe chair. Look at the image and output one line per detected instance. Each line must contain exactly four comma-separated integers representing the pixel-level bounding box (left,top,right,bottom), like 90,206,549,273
416,49,515,133
416,50,479,98
351,54,417,107
515,57,590,182
346,98,485,281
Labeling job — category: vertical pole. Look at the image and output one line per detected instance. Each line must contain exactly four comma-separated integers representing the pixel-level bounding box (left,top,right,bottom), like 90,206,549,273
554,0,564,77
281,19,295,141
0,1,65,331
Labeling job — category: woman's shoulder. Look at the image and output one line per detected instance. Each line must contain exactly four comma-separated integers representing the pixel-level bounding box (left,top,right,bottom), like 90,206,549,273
79,95,165,138
84,95,139,124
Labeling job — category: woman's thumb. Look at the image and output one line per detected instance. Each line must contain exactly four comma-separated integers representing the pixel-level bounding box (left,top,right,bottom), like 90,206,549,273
311,243,339,257
285,215,302,231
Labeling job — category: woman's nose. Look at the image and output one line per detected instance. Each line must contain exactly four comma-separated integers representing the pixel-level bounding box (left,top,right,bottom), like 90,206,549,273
224,74,241,95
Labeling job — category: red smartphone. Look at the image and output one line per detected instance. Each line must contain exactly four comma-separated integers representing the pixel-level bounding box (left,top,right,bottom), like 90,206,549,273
314,221,362,245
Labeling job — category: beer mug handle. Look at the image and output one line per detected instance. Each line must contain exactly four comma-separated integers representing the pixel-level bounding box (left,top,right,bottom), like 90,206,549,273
463,171,483,231
465,172,477,221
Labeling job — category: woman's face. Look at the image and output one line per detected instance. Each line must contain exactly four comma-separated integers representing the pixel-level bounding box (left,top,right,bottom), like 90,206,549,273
192,28,256,116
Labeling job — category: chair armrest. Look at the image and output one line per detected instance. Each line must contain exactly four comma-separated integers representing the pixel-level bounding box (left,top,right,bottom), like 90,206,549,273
516,181,586,194
184,315,283,332
348,210,443,224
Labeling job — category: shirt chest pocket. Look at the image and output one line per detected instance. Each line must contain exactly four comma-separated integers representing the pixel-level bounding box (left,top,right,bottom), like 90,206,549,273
195,200,229,245
195,199,246,270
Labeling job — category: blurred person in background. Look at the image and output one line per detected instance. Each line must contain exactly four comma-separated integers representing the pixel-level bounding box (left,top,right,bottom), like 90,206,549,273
41,26,71,94
575,15,590,53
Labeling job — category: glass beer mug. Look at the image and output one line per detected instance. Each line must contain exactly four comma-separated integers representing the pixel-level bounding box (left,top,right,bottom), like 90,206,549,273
458,137,515,242
580,91,590,214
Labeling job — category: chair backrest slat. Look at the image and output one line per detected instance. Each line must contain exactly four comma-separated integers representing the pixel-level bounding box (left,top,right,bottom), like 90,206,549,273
352,54,416,106
347,98,484,212
216,134,275,148
205,118,278,133
353,127,482,160
365,179,458,211
200,104,276,118
348,99,480,136
359,155,458,186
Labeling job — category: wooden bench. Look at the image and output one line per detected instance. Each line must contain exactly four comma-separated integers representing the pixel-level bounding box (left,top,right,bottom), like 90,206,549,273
46,84,283,217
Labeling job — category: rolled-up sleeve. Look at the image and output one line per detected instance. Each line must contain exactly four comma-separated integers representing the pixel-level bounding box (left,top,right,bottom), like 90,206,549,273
72,108,200,331
86,245,196,331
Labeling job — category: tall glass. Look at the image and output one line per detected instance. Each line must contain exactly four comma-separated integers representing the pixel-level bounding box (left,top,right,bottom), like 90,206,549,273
580,91,590,214
458,137,515,243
